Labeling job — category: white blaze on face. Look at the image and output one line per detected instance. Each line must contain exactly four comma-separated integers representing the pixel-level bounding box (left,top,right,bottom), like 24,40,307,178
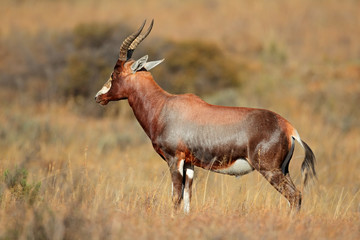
95,77,112,98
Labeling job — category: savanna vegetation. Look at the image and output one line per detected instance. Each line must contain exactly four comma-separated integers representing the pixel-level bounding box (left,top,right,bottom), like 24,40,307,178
0,0,359,239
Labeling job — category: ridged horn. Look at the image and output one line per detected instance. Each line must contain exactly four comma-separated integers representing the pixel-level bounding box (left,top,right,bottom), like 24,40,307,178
119,20,146,61
127,19,154,59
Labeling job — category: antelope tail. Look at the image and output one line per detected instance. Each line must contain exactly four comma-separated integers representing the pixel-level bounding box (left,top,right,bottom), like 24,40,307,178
288,130,317,187
299,140,317,186
292,130,316,187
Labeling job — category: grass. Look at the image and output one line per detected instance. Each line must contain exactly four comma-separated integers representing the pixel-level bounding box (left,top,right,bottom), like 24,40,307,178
0,0,359,239
0,96,358,239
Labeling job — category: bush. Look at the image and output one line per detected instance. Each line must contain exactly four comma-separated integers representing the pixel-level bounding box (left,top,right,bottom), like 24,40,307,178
153,40,241,96
1,167,41,205
73,22,115,49
60,52,111,98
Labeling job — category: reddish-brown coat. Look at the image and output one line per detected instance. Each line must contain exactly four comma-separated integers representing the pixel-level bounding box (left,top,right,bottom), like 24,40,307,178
97,62,294,172
95,32,315,212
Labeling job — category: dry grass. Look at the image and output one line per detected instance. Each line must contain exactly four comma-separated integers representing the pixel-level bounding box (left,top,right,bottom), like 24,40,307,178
0,99,358,239
0,0,359,239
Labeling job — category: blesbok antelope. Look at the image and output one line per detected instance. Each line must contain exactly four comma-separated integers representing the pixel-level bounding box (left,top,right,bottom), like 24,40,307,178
95,20,316,213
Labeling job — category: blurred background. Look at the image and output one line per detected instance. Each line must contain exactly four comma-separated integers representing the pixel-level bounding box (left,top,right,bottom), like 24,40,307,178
0,0,359,239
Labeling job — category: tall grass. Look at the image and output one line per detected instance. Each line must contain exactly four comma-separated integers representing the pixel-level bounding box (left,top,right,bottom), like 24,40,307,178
0,92,358,239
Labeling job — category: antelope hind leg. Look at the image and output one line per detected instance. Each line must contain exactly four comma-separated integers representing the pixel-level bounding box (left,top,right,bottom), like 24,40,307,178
260,169,302,211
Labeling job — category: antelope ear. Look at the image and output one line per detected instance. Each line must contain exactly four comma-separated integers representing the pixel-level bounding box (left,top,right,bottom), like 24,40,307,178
144,59,164,71
131,55,148,73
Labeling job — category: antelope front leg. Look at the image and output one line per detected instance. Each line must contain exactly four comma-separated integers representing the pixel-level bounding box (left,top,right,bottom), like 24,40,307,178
168,158,185,212
183,163,194,214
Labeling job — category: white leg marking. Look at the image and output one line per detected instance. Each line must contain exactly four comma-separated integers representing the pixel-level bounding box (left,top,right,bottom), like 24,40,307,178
183,188,190,214
178,159,184,176
186,168,194,179
184,168,194,214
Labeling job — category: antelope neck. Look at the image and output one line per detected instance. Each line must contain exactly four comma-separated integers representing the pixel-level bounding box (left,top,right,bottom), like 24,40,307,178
127,76,170,139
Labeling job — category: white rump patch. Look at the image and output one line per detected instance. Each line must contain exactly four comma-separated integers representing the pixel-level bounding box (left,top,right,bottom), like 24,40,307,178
292,129,304,148
212,159,254,177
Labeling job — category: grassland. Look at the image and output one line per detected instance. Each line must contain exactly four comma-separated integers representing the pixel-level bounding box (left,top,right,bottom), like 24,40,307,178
0,0,359,239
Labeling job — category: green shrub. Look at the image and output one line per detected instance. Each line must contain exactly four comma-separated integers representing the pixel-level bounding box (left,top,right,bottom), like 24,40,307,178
2,167,41,205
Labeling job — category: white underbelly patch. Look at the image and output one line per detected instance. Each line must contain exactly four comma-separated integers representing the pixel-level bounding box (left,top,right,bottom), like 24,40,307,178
212,159,254,177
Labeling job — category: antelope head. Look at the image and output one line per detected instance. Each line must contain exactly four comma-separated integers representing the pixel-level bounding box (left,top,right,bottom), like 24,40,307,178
95,19,163,105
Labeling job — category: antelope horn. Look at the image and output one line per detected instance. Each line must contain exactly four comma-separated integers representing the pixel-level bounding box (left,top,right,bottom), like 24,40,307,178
119,20,146,61
127,19,154,59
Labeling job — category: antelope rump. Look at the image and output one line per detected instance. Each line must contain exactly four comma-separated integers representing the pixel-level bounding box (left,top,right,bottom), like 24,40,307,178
95,20,316,213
